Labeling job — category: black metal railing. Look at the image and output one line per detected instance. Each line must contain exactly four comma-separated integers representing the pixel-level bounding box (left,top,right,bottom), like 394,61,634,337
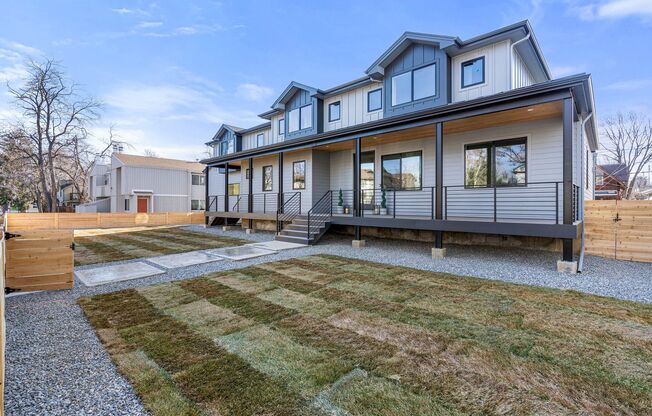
276,192,301,233
252,192,278,213
307,191,332,239
360,187,435,218
331,189,355,216
208,193,278,214
231,195,242,212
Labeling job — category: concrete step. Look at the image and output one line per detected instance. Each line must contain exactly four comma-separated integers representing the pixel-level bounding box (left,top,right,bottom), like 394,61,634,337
275,235,309,244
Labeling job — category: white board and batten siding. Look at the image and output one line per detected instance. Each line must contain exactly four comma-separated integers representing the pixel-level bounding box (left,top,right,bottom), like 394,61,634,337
323,84,384,133
242,127,272,151
512,49,535,89
451,40,510,103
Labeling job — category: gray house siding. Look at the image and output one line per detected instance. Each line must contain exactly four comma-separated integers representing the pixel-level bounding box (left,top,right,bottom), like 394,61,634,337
311,150,331,205
383,43,449,117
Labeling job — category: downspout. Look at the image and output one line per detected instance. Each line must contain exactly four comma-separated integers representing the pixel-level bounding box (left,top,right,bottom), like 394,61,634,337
577,112,593,273
510,33,531,89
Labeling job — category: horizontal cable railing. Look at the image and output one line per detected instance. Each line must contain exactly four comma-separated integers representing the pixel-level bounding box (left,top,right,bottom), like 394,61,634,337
331,189,355,216
361,187,435,218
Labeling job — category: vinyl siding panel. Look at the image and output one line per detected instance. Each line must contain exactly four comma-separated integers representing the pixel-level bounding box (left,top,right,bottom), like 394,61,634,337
512,50,534,89
323,84,384,132
123,166,190,195
153,195,188,212
452,40,510,102
271,113,286,144
312,151,331,204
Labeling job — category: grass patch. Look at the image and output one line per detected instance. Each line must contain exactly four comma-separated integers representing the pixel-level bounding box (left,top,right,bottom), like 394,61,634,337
74,227,248,266
80,254,652,415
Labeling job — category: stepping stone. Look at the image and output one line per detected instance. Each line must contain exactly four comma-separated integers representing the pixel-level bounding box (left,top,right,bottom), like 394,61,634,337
249,241,307,251
76,262,165,287
208,245,277,261
147,251,223,269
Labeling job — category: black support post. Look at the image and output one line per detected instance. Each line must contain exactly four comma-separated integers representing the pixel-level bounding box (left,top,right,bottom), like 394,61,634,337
223,163,229,213
204,166,210,225
278,152,284,212
434,122,444,250
353,138,362,241
562,96,574,262
248,157,254,229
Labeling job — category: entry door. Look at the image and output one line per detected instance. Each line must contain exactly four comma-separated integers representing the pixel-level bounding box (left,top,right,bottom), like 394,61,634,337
137,197,148,213
354,151,375,209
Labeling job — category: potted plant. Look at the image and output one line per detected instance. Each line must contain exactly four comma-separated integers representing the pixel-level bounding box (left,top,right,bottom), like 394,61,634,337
336,189,344,214
379,189,387,215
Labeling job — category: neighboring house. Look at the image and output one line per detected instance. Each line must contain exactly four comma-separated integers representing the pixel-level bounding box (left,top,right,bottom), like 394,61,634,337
595,163,629,200
201,21,598,269
57,180,81,210
77,153,206,213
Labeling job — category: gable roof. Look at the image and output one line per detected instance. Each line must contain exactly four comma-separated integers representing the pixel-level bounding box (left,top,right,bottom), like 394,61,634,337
206,124,244,145
270,81,324,111
598,163,630,185
114,153,205,172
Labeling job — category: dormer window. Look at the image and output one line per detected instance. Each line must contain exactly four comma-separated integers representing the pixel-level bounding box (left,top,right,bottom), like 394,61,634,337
300,104,312,129
219,138,235,156
461,57,485,88
391,63,437,106
288,104,312,133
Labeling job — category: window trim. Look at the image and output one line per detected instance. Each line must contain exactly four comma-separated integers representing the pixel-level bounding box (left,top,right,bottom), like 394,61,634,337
191,199,206,210
390,62,438,108
262,165,273,192
367,88,383,112
256,133,264,147
328,101,341,122
292,160,306,190
278,118,285,136
191,174,205,186
380,150,423,191
463,137,528,189
461,56,486,89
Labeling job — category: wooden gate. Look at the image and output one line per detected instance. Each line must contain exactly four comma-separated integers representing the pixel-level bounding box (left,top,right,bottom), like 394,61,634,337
585,200,652,262
4,229,74,292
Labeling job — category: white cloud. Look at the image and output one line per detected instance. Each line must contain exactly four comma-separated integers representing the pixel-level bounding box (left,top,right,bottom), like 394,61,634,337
573,0,652,20
603,78,652,91
142,23,242,38
111,7,148,15
137,21,164,29
236,83,274,102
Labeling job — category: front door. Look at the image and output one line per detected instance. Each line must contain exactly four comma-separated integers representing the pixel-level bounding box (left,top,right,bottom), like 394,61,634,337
353,151,375,210
137,197,148,213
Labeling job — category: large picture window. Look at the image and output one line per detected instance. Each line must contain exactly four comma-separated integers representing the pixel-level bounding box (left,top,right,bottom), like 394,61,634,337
391,63,437,106
292,160,306,190
288,108,299,133
381,151,422,190
464,138,527,187
262,165,273,191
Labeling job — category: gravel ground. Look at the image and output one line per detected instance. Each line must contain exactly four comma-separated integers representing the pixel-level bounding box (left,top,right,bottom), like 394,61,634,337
5,225,651,415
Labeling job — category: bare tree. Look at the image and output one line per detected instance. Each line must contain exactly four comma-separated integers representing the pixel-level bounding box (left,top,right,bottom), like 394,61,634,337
143,148,158,157
601,112,652,199
2,59,102,211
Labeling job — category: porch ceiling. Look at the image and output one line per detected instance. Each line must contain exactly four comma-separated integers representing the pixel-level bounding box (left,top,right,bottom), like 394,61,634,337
314,101,563,152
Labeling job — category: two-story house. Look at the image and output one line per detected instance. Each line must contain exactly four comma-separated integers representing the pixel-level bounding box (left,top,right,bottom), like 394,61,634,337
78,153,206,213
201,21,598,271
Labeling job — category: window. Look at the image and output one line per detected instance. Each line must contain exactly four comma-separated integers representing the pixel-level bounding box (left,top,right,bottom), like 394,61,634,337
245,168,250,180
191,174,205,186
220,139,234,155
262,165,273,191
300,104,312,130
413,63,437,100
461,57,485,88
124,198,129,211
278,118,285,136
381,151,422,190
288,108,299,133
328,101,341,122
367,88,382,112
227,184,240,196
391,71,412,106
257,133,264,147
293,160,306,190
191,199,206,210
464,138,527,187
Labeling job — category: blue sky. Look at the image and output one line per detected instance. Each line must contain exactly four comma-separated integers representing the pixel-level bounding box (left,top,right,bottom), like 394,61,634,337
1,0,651,160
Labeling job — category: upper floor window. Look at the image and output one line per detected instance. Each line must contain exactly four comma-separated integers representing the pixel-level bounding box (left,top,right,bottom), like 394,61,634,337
191,174,205,186
461,57,485,88
391,63,437,106
368,88,382,112
300,104,312,130
465,138,526,187
220,139,234,156
256,133,264,147
278,118,285,136
328,102,341,122
288,108,299,133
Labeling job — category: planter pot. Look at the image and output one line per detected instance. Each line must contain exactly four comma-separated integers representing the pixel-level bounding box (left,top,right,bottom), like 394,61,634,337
335,206,343,214
379,208,387,216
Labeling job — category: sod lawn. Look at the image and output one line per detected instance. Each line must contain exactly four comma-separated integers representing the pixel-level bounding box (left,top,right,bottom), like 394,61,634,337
79,254,652,415
74,227,247,266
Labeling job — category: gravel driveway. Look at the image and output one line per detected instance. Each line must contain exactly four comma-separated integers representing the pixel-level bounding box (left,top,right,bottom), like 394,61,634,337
5,225,651,415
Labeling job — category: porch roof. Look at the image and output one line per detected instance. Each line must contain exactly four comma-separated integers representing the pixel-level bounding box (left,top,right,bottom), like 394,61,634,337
201,74,596,166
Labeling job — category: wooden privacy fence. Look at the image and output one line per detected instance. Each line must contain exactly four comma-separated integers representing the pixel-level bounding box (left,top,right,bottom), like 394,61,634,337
585,200,652,263
4,229,74,292
5,211,204,231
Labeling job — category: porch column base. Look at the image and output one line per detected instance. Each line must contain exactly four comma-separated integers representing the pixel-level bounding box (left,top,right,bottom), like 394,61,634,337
245,228,256,235
556,260,578,274
222,225,238,231
431,248,447,259
352,239,366,248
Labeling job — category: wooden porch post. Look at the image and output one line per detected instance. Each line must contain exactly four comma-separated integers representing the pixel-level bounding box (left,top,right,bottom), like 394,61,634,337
562,96,574,262
434,122,444,250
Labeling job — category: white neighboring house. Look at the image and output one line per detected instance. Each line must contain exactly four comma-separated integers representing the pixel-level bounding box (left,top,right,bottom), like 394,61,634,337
77,153,206,213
